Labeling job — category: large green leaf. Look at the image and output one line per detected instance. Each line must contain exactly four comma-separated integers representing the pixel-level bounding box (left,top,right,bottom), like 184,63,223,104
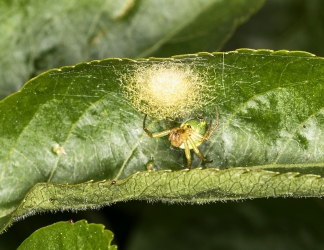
0,0,264,99
17,220,117,250
1,49,324,233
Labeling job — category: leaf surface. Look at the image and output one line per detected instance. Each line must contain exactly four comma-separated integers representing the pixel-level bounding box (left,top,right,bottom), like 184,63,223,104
17,220,116,250
1,49,324,233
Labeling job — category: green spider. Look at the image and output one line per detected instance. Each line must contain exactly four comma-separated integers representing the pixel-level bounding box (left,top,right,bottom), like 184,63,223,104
143,108,219,169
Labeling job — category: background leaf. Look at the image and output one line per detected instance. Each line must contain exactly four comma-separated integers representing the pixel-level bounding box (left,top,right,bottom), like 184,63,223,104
224,0,324,57
0,0,263,99
17,220,117,250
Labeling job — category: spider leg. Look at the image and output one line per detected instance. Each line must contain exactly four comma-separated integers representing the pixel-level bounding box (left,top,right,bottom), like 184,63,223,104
190,130,204,142
188,137,213,164
204,106,220,141
202,121,212,140
143,114,171,138
165,117,169,130
183,140,192,169
143,114,154,137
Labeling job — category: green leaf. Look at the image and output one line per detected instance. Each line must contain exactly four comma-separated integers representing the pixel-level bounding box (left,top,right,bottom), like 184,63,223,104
0,0,264,99
2,49,324,233
17,220,116,250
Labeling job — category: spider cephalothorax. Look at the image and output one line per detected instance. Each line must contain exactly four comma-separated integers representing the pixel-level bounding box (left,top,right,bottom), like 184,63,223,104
169,127,190,147
143,108,219,169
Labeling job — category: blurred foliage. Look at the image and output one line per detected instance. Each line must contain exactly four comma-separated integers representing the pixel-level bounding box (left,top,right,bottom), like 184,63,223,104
0,0,262,100
223,0,324,56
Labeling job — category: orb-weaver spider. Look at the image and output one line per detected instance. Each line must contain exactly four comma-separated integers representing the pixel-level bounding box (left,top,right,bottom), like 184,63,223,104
143,108,219,169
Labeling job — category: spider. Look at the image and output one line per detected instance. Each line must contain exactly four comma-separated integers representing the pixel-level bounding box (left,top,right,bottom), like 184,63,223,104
143,107,219,169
